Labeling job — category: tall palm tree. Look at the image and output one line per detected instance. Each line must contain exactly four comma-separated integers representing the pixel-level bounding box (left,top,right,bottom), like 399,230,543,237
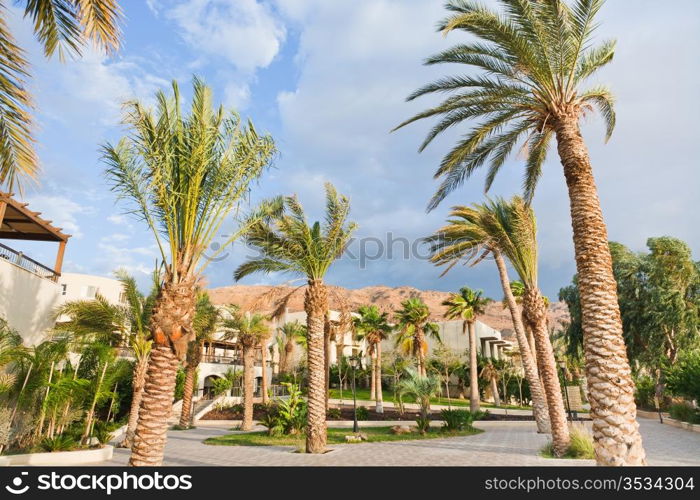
222,309,270,431
178,292,220,428
396,0,644,465
450,197,571,454
394,298,440,378
276,321,306,374
234,183,357,453
353,305,391,413
0,0,122,191
102,77,277,466
441,287,490,413
429,204,550,433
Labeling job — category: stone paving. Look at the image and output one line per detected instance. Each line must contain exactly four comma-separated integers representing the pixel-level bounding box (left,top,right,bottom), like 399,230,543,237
102,417,700,467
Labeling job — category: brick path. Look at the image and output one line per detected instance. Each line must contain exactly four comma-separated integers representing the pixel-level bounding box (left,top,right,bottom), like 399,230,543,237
101,418,699,466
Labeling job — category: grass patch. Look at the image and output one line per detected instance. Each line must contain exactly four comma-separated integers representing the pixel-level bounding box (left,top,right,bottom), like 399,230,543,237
204,426,482,447
329,388,531,411
171,425,196,431
540,424,595,459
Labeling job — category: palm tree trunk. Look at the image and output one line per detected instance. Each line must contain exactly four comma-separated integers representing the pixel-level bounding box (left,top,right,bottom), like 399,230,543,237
178,361,197,428
490,377,500,406
241,344,254,431
304,279,328,453
123,354,149,447
416,328,427,377
129,346,179,465
83,361,108,444
555,117,646,465
129,275,196,466
283,340,294,374
36,361,55,438
375,342,383,413
324,315,331,410
369,350,376,400
468,321,480,413
523,287,570,456
494,251,550,433
261,340,269,404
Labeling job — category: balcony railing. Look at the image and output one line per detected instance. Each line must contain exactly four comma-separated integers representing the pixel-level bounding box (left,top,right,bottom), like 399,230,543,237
201,354,262,367
0,242,59,282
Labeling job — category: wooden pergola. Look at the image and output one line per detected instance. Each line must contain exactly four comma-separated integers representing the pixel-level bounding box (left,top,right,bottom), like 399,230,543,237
0,192,71,279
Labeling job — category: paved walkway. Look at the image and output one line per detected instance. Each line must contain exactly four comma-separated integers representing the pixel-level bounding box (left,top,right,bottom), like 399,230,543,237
102,418,699,466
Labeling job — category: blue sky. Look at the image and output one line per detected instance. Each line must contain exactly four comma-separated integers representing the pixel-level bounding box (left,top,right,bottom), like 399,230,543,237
6,0,700,300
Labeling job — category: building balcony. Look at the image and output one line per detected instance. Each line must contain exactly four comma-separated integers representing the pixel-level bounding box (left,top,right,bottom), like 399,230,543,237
0,242,60,282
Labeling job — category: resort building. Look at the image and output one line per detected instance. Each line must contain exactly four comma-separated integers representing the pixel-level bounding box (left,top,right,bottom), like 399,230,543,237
0,193,70,345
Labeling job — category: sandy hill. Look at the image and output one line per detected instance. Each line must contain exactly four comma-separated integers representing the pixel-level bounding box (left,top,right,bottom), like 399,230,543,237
207,285,570,339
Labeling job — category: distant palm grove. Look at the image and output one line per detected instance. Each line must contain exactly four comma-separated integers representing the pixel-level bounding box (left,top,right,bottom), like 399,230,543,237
0,0,697,470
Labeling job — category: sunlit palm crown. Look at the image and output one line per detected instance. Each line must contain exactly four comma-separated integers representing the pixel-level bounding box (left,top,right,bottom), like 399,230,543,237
103,78,277,282
430,196,539,287
353,305,392,346
0,0,122,192
222,310,270,345
442,287,491,322
394,0,616,209
394,298,441,354
234,182,357,283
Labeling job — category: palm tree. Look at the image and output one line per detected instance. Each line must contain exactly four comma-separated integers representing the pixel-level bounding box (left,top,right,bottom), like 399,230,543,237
396,0,644,465
353,305,392,413
0,0,122,191
448,197,571,455
178,292,220,428
480,358,500,407
396,369,441,433
112,270,157,447
394,298,440,378
441,287,490,413
276,321,306,374
234,183,357,453
222,309,270,431
102,77,277,466
429,204,550,433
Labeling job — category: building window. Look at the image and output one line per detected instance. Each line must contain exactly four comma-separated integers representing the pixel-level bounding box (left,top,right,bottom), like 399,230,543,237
82,285,99,299
61,284,67,296
119,292,127,303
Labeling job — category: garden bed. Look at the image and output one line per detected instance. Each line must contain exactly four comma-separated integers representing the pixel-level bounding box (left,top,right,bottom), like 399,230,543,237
204,426,482,447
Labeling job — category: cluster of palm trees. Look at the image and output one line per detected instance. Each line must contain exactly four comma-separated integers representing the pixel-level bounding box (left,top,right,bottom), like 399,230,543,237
0,0,648,467
393,0,645,465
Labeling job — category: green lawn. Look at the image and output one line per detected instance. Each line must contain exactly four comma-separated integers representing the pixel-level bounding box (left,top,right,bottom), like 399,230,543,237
204,426,482,447
329,388,531,411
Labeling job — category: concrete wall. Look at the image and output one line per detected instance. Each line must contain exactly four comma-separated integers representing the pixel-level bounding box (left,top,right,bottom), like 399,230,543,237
0,258,62,345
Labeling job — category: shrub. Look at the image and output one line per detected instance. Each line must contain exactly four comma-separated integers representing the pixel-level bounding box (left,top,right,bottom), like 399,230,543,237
211,378,232,397
40,434,77,452
258,383,307,436
355,406,369,421
666,351,700,402
472,410,489,421
540,424,594,459
92,421,113,445
259,407,283,436
440,409,474,431
634,375,656,410
327,408,341,419
669,403,699,424
567,425,595,459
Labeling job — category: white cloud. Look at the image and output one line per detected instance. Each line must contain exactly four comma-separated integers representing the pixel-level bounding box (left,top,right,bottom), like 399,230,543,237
24,196,93,239
167,0,286,73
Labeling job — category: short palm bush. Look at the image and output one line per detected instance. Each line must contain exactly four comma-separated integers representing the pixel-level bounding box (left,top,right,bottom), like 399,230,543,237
355,406,370,421
40,434,77,452
259,383,307,436
397,369,441,434
441,409,475,431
